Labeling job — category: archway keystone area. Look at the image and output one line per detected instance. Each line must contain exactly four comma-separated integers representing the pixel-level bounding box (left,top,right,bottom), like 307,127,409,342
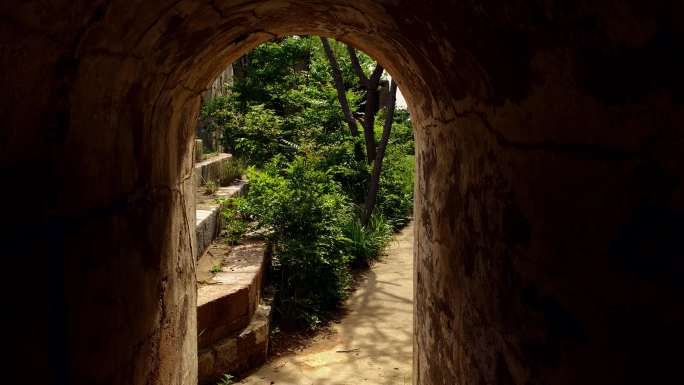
2,1,683,384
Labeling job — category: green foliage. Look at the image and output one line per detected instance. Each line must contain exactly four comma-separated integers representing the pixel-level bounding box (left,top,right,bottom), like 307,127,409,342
204,179,219,195
232,37,314,111
377,149,415,228
210,264,222,274
389,110,415,156
200,95,232,139
365,106,415,227
219,198,248,245
343,212,393,266
204,36,368,167
216,374,234,385
238,155,353,328
314,134,369,204
218,104,286,166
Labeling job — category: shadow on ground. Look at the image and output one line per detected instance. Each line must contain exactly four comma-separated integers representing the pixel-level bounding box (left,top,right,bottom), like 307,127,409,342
238,223,414,385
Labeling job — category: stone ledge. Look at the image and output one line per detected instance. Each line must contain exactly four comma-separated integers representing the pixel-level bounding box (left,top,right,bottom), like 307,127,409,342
195,180,248,258
197,240,270,350
196,206,221,259
194,153,232,186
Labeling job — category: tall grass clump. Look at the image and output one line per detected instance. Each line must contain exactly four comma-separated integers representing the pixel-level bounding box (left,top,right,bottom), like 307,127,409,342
344,212,393,266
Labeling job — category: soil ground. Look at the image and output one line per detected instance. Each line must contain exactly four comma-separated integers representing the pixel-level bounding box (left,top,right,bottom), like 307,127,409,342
238,223,414,385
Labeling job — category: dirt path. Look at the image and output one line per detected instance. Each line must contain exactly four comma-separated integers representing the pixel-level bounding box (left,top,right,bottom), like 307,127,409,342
238,223,414,385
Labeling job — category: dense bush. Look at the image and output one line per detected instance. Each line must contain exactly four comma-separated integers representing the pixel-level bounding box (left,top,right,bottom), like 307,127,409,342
314,135,369,204
377,149,415,228
368,111,414,227
238,155,353,327
213,104,286,166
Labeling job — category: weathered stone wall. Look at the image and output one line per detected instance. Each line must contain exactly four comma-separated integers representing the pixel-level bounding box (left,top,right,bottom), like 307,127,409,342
203,64,233,101
411,2,684,384
1,1,682,385
194,153,233,186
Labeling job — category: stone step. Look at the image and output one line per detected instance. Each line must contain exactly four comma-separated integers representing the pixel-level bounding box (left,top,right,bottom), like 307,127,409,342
198,301,272,385
197,240,270,350
195,179,248,259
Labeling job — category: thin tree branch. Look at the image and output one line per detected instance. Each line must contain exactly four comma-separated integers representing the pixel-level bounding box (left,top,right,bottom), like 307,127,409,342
369,64,384,85
320,37,359,137
346,46,369,87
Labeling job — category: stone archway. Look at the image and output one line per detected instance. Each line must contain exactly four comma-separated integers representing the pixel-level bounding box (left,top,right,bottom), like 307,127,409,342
2,1,683,385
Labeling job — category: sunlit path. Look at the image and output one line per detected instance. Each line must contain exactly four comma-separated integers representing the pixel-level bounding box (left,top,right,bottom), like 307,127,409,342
239,223,414,385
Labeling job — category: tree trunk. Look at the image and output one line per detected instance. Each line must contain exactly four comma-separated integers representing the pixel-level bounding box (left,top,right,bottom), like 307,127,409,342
324,39,398,223
362,65,383,163
362,80,397,225
348,46,383,163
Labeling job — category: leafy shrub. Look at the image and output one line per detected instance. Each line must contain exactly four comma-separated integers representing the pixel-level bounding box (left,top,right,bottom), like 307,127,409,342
377,149,414,228
389,111,415,155
238,155,353,328
200,95,232,140
231,37,314,112
221,104,286,166
314,135,369,204
218,198,248,245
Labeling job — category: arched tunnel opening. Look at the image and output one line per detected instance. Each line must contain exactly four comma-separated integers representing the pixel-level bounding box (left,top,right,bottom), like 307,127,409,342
192,35,416,384
1,1,683,385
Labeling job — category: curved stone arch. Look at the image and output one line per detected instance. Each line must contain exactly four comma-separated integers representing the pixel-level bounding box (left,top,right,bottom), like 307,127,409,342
61,3,498,380
63,2,481,384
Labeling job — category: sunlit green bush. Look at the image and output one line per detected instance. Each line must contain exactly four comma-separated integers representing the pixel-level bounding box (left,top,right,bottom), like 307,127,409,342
238,155,353,328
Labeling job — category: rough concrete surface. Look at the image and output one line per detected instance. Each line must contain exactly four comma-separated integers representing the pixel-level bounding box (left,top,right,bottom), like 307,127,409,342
238,223,414,385
197,239,271,383
194,153,233,186
199,303,272,384
198,241,268,349
196,179,248,257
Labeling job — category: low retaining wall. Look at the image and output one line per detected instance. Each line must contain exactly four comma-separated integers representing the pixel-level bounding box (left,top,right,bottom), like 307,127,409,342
198,303,271,384
194,153,232,186
196,240,272,384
